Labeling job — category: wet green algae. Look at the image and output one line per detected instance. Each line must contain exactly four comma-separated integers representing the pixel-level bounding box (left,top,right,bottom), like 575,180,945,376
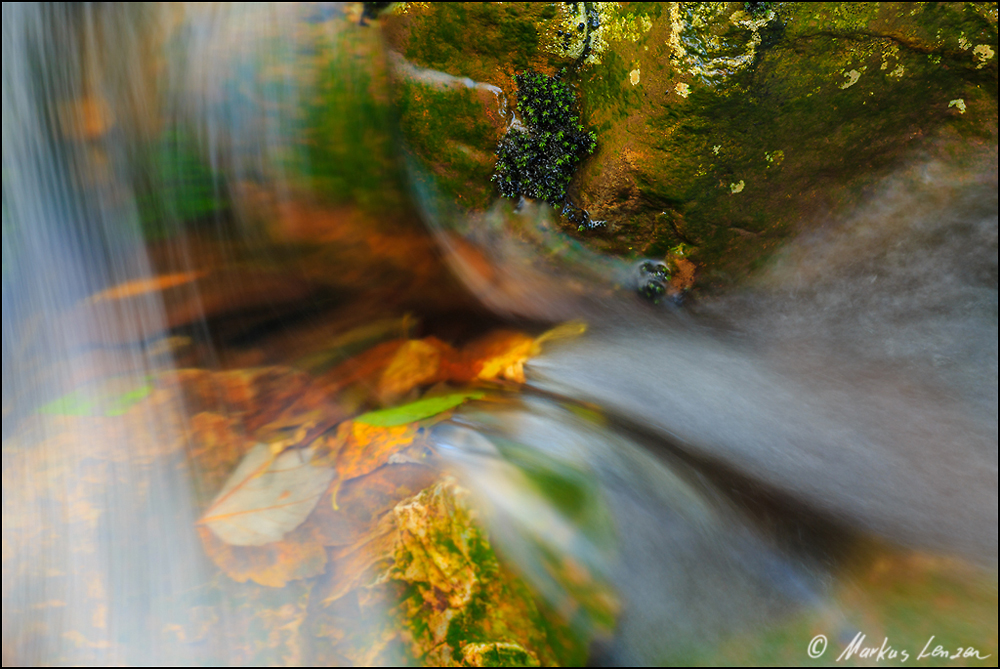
382,2,998,289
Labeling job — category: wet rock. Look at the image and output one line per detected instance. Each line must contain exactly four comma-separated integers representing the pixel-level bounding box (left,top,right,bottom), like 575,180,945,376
381,2,998,289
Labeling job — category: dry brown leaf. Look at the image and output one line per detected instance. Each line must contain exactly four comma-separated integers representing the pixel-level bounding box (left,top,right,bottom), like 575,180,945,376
321,513,400,605
160,367,311,433
199,462,437,587
308,464,440,547
252,402,345,456
214,368,312,433
271,393,349,438
316,339,406,395
188,411,251,495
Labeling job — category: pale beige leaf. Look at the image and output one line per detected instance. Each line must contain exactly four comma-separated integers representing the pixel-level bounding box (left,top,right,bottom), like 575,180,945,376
201,443,335,546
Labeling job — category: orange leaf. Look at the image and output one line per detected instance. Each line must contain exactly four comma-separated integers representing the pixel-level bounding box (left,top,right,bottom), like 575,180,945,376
333,421,423,482
317,337,460,405
58,94,115,141
83,271,206,305
460,330,538,383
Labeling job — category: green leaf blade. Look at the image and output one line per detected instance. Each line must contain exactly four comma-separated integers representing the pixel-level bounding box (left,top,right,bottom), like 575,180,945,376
356,391,485,427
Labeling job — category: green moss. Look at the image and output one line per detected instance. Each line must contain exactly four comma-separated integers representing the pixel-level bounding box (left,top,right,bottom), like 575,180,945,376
388,2,996,286
579,49,641,121
493,71,596,205
395,80,500,208
133,126,226,239
611,1,999,285
374,480,606,666
402,3,546,75
297,32,407,213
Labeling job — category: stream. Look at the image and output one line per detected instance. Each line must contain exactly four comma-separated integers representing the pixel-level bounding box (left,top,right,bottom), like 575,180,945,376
2,3,996,666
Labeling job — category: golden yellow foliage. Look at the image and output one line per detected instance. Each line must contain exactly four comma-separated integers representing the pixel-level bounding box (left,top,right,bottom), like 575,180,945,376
332,421,422,482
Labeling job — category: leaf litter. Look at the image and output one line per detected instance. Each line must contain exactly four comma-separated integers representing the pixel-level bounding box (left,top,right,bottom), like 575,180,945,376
181,321,606,662
5,316,603,664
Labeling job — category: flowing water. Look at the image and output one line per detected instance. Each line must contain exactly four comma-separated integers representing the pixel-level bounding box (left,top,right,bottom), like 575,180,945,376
3,4,997,666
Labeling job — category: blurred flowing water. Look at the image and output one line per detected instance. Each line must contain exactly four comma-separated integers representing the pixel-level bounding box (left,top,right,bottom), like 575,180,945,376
2,3,997,666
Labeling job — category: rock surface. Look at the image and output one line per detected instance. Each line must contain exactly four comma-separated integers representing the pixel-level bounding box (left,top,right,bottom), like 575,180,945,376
381,2,998,289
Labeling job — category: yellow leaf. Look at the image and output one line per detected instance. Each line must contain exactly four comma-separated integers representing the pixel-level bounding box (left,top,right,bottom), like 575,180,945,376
334,422,421,482
462,331,538,383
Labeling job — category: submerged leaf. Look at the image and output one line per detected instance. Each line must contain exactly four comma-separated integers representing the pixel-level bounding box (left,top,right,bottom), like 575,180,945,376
102,383,154,416
317,339,407,394
82,270,206,305
461,330,538,383
376,338,445,402
37,390,94,416
309,463,440,547
317,336,460,405
294,315,417,374
355,391,484,427
455,323,586,385
332,421,423,481
201,443,336,546
161,366,313,432
37,380,153,417
197,524,328,588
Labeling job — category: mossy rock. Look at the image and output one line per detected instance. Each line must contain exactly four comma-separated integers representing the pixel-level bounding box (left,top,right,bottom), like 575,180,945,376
384,3,588,209
380,2,998,290
309,478,614,666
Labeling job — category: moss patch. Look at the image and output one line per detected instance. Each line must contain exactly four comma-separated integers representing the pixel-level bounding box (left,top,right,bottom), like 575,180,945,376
311,478,613,666
296,28,408,213
395,77,503,209
493,71,596,206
